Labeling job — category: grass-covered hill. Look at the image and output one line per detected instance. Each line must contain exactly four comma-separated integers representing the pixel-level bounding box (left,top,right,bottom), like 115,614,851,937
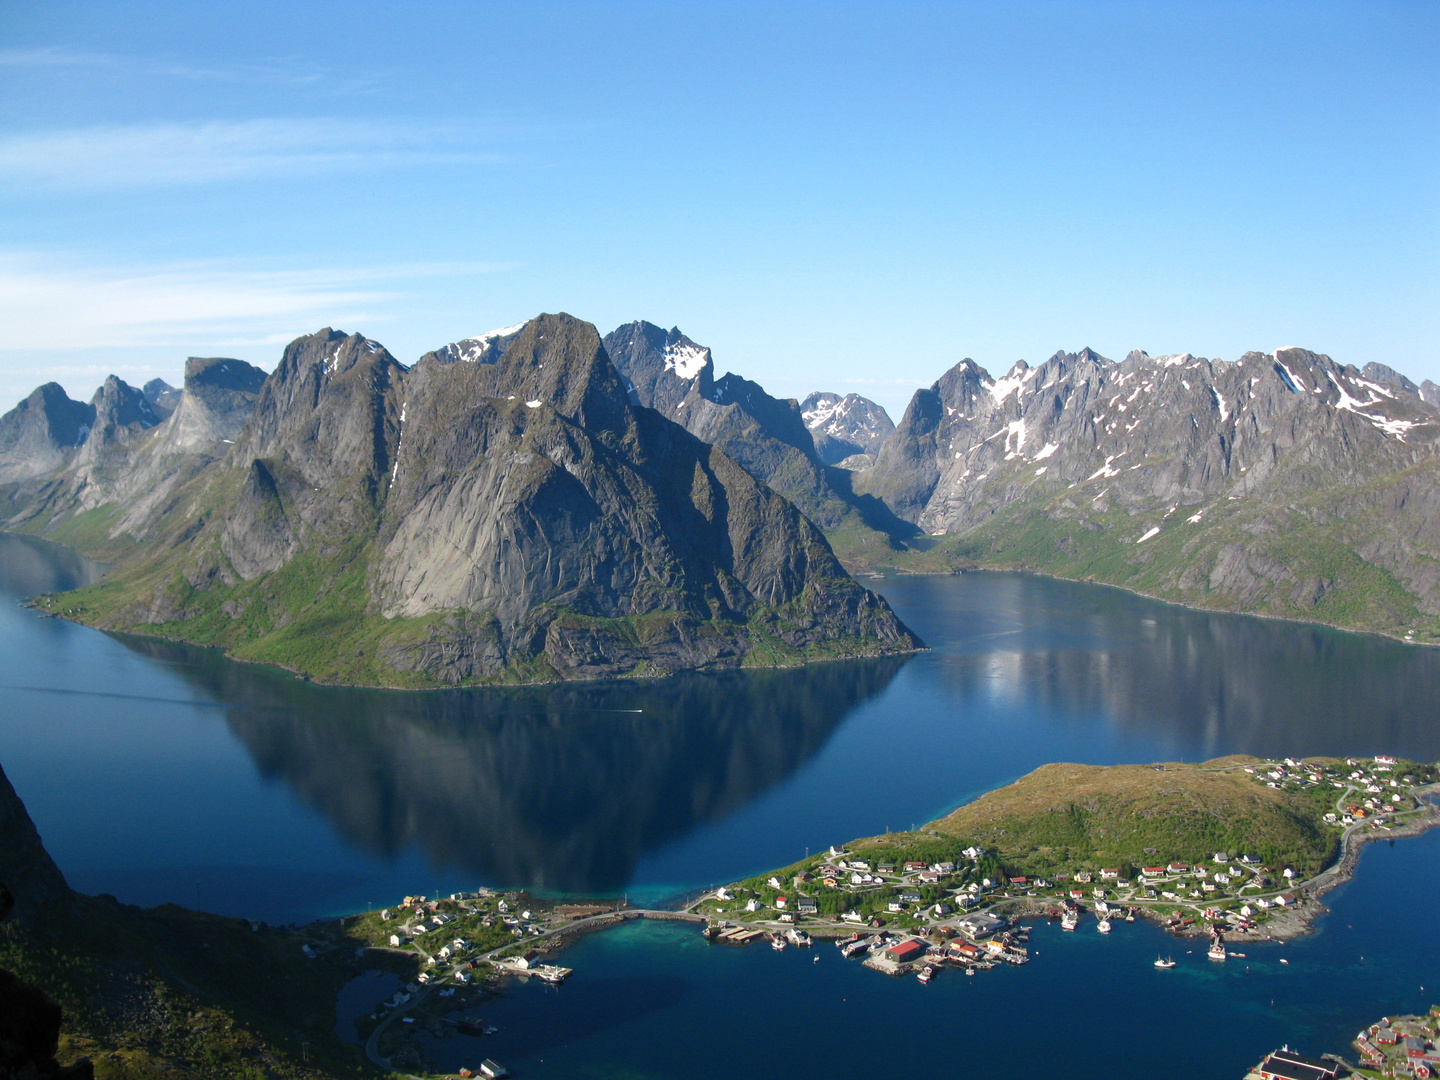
911,758,1340,879
715,757,1440,925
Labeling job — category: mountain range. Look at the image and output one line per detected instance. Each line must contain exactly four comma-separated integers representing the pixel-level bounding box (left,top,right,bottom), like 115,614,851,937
6,316,1440,674
0,314,916,686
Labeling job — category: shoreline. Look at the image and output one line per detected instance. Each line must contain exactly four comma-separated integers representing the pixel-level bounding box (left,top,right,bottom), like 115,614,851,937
22,594,927,693
855,563,1440,651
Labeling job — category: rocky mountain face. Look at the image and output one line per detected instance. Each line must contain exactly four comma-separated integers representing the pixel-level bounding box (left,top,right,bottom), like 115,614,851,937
27,315,916,686
142,377,182,418
855,346,1440,637
2,358,269,541
0,384,94,484
800,391,894,467
600,321,907,545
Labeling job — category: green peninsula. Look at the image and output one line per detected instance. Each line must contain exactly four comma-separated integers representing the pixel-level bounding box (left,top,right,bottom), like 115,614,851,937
699,756,1440,934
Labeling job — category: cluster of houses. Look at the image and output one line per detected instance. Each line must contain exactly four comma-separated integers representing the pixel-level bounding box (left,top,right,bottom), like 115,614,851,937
1353,1009,1440,1077
1250,756,1418,830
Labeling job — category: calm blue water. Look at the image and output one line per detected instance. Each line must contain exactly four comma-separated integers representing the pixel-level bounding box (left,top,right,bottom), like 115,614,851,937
4,531,1440,1075
3,531,1439,924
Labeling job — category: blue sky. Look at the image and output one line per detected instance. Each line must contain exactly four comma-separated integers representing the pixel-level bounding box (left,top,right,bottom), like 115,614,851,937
1,1,1435,419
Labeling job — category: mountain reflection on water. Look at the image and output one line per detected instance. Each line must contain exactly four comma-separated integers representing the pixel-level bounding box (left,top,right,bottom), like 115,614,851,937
111,633,908,892
877,572,1440,762
6,527,1440,921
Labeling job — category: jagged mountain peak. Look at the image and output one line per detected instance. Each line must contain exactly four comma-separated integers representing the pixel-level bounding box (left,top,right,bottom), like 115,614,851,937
800,391,895,467
142,377,182,418
602,320,715,413
859,341,1440,538
423,322,529,366
90,375,160,431
0,383,95,484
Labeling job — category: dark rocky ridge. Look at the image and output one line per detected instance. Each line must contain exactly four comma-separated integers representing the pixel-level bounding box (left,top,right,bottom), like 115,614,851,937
29,315,917,686
0,763,70,928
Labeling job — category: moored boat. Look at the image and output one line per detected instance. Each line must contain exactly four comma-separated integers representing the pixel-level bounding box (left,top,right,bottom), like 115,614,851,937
1096,917,1112,934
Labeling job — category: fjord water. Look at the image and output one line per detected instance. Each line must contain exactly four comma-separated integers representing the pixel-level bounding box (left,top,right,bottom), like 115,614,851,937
3,530,1440,923
6,533,1440,1076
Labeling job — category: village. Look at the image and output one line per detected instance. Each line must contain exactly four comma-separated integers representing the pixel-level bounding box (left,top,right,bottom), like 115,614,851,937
684,756,1439,982
323,756,1439,1074
1243,1006,1440,1079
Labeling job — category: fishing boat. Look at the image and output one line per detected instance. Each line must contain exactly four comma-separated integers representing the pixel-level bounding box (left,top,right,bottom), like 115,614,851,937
1061,908,1079,931
917,964,935,983
1154,956,1176,969
1208,939,1228,961
1096,917,1112,934
771,933,787,951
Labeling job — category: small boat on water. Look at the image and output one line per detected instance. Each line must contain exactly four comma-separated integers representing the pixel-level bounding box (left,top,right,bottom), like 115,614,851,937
1096,918,1112,934
813,955,820,963
1154,957,1176,969
1279,958,1289,965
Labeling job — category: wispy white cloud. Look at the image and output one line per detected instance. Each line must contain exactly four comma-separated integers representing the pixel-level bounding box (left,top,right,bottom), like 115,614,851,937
0,252,508,350
0,118,509,188
0,45,366,89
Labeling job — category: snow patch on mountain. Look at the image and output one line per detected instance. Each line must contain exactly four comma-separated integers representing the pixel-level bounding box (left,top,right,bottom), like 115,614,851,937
664,343,710,380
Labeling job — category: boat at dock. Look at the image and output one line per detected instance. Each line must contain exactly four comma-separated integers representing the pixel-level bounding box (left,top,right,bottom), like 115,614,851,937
1096,917,1111,934
1208,938,1228,961
770,934,787,950
917,964,936,983
1061,908,1079,931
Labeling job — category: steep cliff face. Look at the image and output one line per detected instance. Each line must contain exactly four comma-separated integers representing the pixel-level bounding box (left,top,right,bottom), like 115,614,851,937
857,346,1440,635
0,385,94,485
218,330,404,577
52,315,918,686
600,321,912,555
